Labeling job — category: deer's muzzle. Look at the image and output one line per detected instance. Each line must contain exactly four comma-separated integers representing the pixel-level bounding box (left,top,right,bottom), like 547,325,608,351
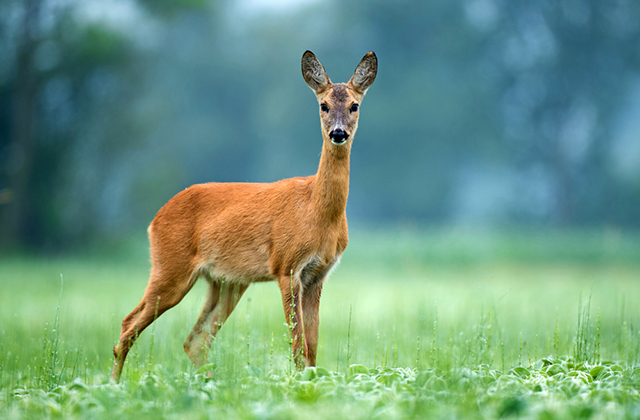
329,129,349,145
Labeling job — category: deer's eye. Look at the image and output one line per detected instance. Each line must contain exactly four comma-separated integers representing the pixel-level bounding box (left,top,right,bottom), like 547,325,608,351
320,103,329,112
350,103,359,113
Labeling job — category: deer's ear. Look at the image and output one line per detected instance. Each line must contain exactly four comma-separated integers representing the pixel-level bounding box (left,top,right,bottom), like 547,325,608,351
302,51,331,93
349,52,377,95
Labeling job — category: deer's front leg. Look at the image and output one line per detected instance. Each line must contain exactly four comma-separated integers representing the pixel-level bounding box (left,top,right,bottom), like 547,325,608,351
279,275,304,370
301,280,323,367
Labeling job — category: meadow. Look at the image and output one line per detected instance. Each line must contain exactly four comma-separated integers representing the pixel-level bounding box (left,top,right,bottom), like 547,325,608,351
1,228,639,419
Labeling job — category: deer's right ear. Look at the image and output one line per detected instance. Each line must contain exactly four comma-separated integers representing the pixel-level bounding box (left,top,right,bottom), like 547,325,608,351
302,51,331,93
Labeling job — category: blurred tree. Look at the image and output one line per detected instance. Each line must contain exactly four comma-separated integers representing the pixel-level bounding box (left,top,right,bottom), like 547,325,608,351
1,0,42,248
1,0,640,252
0,0,149,250
492,0,640,225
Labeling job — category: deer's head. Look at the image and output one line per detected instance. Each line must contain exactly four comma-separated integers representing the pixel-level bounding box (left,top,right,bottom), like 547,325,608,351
302,51,377,147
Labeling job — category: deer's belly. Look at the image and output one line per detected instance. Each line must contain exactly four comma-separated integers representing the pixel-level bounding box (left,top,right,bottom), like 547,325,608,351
201,244,275,285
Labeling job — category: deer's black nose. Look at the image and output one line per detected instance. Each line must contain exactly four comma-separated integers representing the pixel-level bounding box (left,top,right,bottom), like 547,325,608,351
329,129,349,144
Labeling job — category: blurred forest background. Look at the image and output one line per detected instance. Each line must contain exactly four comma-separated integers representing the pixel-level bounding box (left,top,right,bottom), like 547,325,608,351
1,0,639,252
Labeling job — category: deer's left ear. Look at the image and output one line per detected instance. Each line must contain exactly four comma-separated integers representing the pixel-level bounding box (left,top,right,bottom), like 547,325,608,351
349,52,377,95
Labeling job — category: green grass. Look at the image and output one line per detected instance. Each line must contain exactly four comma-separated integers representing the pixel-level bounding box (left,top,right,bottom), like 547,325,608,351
1,229,639,419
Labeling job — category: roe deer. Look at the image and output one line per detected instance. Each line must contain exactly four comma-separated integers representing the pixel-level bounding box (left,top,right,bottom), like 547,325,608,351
111,50,377,382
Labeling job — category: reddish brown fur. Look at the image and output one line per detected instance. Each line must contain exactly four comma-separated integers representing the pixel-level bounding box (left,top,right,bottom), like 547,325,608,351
111,51,377,382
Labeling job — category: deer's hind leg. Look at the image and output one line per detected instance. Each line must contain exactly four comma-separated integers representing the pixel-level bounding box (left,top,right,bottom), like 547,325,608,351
183,278,248,370
111,262,199,383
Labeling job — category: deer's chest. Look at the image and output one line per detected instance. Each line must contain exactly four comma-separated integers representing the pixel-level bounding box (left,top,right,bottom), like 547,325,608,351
298,254,341,288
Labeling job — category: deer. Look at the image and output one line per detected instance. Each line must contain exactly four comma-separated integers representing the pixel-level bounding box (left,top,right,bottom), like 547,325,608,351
110,50,377,383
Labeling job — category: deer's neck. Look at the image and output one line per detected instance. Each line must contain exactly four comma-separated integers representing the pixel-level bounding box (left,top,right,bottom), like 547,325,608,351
312,140,351,222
